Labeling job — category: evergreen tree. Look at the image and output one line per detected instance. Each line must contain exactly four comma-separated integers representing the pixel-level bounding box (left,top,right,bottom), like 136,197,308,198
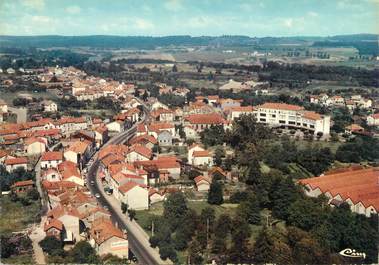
207,179,223,205
228,216,251,263
269,176,299,220
238,194,261,225
212,214,231,254
252,228,275,264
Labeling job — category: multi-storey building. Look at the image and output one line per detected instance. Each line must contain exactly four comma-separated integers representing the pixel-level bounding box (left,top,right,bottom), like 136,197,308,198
253,103,330,135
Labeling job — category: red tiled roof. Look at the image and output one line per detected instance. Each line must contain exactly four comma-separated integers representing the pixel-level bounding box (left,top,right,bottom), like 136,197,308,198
24,137,46,146
5,157,28,165
41,151,63,161
119,181,147,194
42,180,79,191
193,150,211,157
300,167,379,211
258,102,304,111
90,218,126,245
12,179,33,187
185,114,225,125
128,144,152,158
66,141,89,154
194,175,210,184
58,161,77,172
129,134,157,145
303,111,322,121
134,156,180,169
148,122,174,132
44,219,63,231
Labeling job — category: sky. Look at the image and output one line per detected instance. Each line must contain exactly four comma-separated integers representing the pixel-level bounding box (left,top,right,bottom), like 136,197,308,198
0,0,378,37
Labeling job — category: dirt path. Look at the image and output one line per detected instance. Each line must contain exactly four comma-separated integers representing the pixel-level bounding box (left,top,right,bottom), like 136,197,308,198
29,217,46,264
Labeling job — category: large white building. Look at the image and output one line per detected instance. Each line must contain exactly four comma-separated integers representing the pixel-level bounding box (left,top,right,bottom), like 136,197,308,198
253,103,330,135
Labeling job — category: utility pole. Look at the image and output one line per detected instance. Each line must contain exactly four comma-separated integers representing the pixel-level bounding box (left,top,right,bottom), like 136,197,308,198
206,218,209,262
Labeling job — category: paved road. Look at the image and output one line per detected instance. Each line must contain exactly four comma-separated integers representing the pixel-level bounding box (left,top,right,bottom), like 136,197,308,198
87,114,171,265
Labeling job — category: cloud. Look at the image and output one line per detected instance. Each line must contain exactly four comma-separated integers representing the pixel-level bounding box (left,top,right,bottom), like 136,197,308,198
21,0,45,11
307,11,318,17
188,16,218,28
134,18,154,30
65,5,81,14
283,18,293,28
31,15,51,23
164,0,182,11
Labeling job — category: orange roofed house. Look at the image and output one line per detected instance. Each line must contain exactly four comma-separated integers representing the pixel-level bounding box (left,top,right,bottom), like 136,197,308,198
89,218,128,259
64,141,91,167
4,157,28,172
300,167,379,217
41,151,63,169
11,179,34,193
184,113,226,132
194,175,211,192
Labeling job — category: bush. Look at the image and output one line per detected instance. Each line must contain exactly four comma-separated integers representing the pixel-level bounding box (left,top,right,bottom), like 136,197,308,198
27,188,40,201
39,236,63,255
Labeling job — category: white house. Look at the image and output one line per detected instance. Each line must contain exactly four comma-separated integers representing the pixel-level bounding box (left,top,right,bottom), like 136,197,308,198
192,150,213,167
188,144,205,164
149,188,165,204
42,168,62,182
42,100,58,112
90,218,128,259
151,101,169,111
41,151,63,169
106,121,124,133
5,157,28,172
367,113,379,126
24,137,47,156
126,145,152,163
194,175,211,192
118,182,148,210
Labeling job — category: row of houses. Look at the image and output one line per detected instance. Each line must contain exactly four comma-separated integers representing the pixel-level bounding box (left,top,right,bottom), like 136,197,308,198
300,166,379,217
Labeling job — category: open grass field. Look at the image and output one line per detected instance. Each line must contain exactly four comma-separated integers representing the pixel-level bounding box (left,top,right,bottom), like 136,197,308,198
0,196,41,234
294,139,342,154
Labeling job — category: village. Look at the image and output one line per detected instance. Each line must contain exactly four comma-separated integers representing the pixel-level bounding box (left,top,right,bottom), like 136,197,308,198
1,63,379,264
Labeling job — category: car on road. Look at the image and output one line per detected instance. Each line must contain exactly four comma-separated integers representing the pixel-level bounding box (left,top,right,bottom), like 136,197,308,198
90,180,95,185
95,193,100,198
104,206,109,211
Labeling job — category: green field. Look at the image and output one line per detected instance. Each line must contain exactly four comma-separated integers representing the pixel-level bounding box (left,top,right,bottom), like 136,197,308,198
0,196,41,234
294,139,342,154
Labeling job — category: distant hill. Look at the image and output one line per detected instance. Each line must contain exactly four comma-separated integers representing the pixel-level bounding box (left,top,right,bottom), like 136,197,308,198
0,34,377,54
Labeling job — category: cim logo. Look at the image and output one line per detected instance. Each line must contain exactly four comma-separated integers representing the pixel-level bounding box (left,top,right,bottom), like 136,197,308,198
339,248,366,260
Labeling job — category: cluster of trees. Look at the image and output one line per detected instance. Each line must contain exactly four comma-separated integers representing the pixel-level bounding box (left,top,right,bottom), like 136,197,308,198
12,97,42,107
95,96,121,113
263,138,334,176
215,114,378,263
0,48,90,69
59,96,87,111
157,93,185,108
147,192,259,263
259,61,379,87
336,135,379,163
1,234,32,259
